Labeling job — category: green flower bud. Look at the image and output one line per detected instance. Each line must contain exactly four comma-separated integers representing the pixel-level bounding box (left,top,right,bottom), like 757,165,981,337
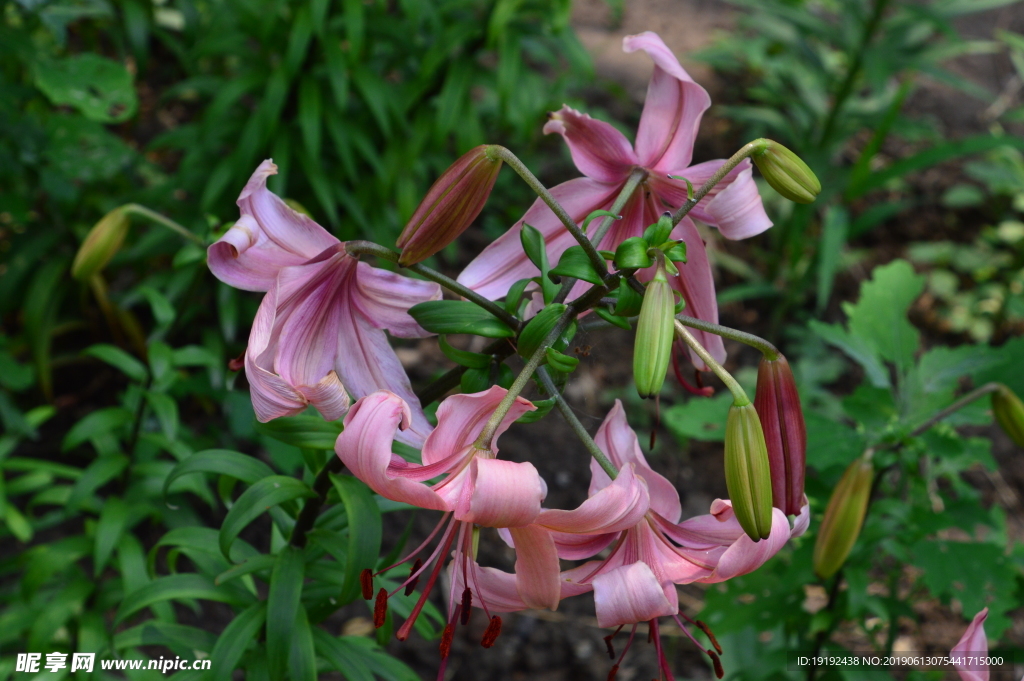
724,403,774,541
397,145,502,266
813,454,874,579
993,385,1024,448
751,140,821,204
71,207,130,281
633,266,675,399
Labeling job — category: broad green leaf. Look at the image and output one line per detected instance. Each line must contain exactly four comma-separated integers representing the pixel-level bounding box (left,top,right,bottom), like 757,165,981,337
313,629,374,681
331,474,382,604
594,307,631,330
520,223,549,272
67,455,129,508
94,497,130,576
842,260,925,371
216,554,276,586
35,54,138,123
83,344,148,382
438,336,492,369
550,245,605,284
207,602,267,680
408,300,515,338
115,574,248,624
146,391,179,442
61,406,133,452
663,392,734,442
220,477,315,557
163,449,275,499
255,415,344,450
815,205,848,312
809,321,890,388
267,547,306,681
288,606,317,681
113,621,217,654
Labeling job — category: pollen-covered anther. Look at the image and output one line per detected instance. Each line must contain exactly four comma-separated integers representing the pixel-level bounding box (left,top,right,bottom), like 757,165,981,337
708,649,724,679
440,620,456,659
696,620,722,655
404,558,423,596
480,616,502,648
373,588,388,628
460,588,472,625
360,568,373,600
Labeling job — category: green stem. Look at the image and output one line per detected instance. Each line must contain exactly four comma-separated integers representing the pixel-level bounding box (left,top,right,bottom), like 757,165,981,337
344,240,520,330
906,382,1002,440
673,319,749,405
491,146,609,282
671,141,767,227
589,167,649,248
536,366,619,480
676,313,779,360
123,204,204,245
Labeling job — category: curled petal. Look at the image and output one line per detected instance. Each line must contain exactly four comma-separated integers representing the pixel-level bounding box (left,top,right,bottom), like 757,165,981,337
543,106,638,184
592,562,678,628
295,371,350,422
623,32,711,172
450,560,594,614
700,507,790,582
209,160,339,291
244,285,308,421
790,497,812,539
458,178,619,300
353,261,442,338
665,218,726,370
461,458,545,528
952,609,989,681
335,392,449,511
537,464,650,535
550,531,618,561
509,525,561,610
421,386,535,465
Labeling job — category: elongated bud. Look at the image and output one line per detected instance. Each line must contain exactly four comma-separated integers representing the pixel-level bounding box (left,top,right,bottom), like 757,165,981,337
633,266,675,399
753,354,806,516
813,454,874,579
397,145,502,265
72,207,130,281
724,403,774,541
993,385,1024,448
751,139,820,204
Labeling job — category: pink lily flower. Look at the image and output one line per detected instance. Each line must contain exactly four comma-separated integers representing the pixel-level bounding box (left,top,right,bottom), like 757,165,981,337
207,161,441,443
457,32,771,368
952,609,989,681
334,387,546,654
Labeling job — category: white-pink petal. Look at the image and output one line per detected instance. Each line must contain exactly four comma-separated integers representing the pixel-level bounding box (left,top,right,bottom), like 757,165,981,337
952,609,989,681
592,562,678,628
543,106,639,184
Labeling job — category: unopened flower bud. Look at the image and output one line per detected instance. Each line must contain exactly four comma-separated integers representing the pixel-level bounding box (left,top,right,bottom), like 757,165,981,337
72,207,130,281
753,354,806,516
397,145,502,265
993,385,1024,448
724,403,774,541
813,454,874,579
751,140,820,204
633,266,675,399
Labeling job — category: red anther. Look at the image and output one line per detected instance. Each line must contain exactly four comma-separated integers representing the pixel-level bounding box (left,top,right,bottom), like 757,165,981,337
708,650,724,679
360,568,373,600
603,634,616,659
460,588,472,625
607,664,619,681
373,588,388,628
440,621,456,659
696,620,722,655
480,616,502,648
404,558,423,596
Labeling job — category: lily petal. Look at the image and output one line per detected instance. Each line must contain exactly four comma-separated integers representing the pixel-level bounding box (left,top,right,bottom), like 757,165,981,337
537,464,650,535
952,609,989,681
450,560,594,613
208,160,339,291
592,562,678,628
700,507,790,582
623,32,711,173
334,391,450,511
461,458,545,528
666,218,726,370
353,261,442,338
421,386,535,465
509,525,562,610
543,106,639,184
244,284,309,421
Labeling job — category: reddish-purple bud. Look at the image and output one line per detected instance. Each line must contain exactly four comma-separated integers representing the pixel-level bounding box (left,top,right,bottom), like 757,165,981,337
397,145,502,266
753,354,807,516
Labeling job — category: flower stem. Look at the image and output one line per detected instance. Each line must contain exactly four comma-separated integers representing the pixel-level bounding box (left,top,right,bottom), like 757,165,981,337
490,146,609,282
906,382,1003,440
344,240,520,330
673,319,749,405
536,366,619,479
123,203,205,245
589,167,649,248
671,141,767,227
675,313,779,360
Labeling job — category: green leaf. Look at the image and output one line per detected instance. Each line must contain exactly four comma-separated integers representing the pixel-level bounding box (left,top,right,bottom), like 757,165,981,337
67,455,129,508
267,547,306,681
504,278,533,316
146,391,179,441
438,336,492,369
520,223,549,273
113,621,217,654
815,205,848,312
809,321,891,388
663,392,733,442
298,76,322,156
843,260,925,371
595,307,632,330
94,497,130,577
544,347,579,373
62,407,133,453
220,477,315,557
289,606,317,681
83,344,148,382
550,245,605,284
331,474,382,604
208,602,267,680
216,554,276,586
408,301,515,338
255,416,344,450
115,574,247,625
581,209,620,233
613,237,652,270
460,367,490,394
35,54,138,123
614,279,644,317
516,398,555,424
163,450,275,500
